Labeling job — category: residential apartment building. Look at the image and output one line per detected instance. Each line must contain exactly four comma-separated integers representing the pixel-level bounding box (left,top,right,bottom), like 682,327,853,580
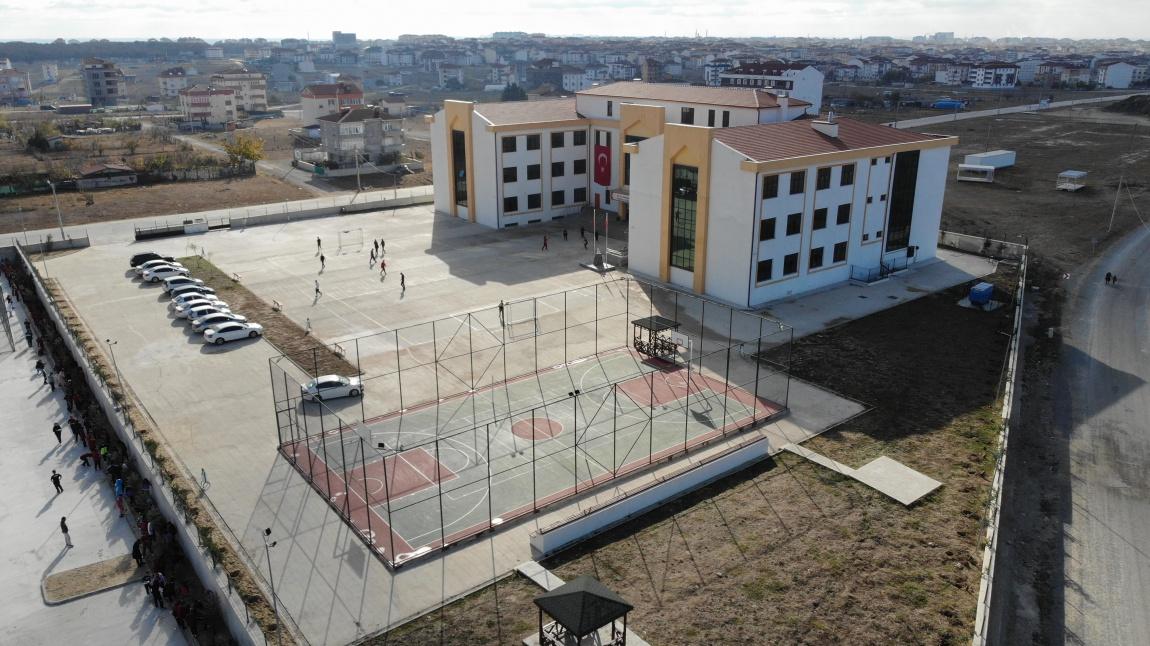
703,59,733,86
41,63,58,84
332,31,357,50
317,106,405,166
718,62,824,113
429,81,810,229
1094,61,1138,88
177,85,236,125
81,58,124,107
209,68,268,115
158,67,189,98
300,82,365,126
0,68,32,105
626,116,956,307
968,62,1018,89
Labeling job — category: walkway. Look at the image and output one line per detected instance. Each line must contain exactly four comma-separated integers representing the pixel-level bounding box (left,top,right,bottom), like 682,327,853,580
886,93,1142,129
0,283,185,645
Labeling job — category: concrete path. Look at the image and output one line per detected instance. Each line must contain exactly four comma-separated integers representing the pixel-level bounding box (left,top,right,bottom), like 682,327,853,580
886,93,1142,130
782,444,942,506
0,286,185,645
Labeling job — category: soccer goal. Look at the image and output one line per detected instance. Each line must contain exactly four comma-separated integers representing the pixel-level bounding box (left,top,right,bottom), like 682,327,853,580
504,298,539,339
338,228,364,252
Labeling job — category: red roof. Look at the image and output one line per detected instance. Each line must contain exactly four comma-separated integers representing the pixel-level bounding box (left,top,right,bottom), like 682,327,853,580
473,98,580,126
713,117,950,163
301,82,363,99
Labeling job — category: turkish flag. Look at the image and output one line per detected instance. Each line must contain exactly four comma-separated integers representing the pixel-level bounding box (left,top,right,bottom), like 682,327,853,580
594,144,611,186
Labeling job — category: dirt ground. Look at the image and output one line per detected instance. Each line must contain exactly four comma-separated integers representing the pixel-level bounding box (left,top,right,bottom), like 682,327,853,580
0,175,311,235
376,263,1017,646
828,85,1134,124
194,117,304,162
0,130,206,175
178,256,356,378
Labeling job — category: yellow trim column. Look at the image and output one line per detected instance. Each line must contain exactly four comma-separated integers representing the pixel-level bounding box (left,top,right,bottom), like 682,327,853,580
657,124,713,293
443,100,477,223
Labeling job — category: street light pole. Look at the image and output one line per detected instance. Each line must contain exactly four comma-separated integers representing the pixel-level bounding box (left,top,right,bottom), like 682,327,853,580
105,338,123,403
262,528,281,645
47,180,66,242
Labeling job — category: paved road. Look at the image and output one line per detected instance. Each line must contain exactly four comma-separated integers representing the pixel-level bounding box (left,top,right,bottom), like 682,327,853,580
1059,225,1150,644
886,92,1143,129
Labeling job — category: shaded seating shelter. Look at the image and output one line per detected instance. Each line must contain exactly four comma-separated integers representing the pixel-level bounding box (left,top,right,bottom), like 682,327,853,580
1056,169,1088,192
534,576,634,645
631,315,680,362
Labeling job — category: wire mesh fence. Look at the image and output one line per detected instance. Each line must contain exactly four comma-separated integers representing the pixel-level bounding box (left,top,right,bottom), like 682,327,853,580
269,277,792,567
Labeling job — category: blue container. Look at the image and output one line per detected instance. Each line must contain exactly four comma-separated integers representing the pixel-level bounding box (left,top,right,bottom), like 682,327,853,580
969,282,994,305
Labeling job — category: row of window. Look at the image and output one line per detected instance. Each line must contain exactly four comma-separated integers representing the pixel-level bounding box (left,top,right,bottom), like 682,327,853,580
762,161,875,199
758,204,853,241
504,187,588,214
502,159,587,183
502,130,587,154
755,242,849,283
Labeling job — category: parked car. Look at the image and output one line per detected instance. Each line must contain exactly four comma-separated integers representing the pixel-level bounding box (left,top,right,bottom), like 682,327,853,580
174,299,229,317
191,312,248,333
162,276,205,292
167,284,216,299
179,304,231,320
300,375,364,401
143,266,191,282
169,293,223,310
129,252,174,267
136,259,185,276
203,321,263,344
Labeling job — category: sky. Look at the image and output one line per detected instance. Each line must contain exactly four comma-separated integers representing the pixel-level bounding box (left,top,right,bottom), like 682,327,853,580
0,0,1144,42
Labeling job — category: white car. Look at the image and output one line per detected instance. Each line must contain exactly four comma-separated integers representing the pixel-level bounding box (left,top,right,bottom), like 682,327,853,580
143,265,191,282
300,375,364,401
191,312,248,333
204,321,263,345
179,303,231,320
173,298,229,317
169,293,222,310
136,259,185,276
162,276,205,292
168,284,216,299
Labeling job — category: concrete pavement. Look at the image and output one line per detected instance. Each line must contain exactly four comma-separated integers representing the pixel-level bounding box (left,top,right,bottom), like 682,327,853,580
0,285,185,646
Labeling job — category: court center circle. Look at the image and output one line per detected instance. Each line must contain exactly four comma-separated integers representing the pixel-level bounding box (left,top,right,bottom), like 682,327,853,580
511,417,564,440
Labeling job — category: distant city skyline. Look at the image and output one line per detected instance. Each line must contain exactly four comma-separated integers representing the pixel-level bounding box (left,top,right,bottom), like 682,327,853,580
0,0,1146,43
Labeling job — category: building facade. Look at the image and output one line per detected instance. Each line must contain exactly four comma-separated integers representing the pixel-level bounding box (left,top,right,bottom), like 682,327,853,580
0,68,32,105
300,82,365,126
625,117,956,307
209,69,268,115
718,62,824,113
969,62,1018,89
81,58,124,107
178,85,237,125
317,106,405,166
158,67,189,98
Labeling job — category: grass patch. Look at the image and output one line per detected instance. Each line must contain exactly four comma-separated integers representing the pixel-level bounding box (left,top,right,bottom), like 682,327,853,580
178,255,356,377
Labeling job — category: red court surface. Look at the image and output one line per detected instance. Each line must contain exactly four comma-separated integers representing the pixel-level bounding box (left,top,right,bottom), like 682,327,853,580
511,417,564,440
618,365,773,412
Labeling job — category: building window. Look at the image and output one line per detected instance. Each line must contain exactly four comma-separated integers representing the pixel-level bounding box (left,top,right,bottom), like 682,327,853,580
573,130,587,146
759,218,776,241
573,159,586,175
866,196,873,204
756,259,773,283
528,193,542,209
527,164,541,180
552,161,565,177
503,167,517,183
451,130,468,207
504,196,518,212
552,190,565,206
816,167,831,190
669,164,698,271
833,241,848,263
551,132,564,148
783,253,799,276
607,100,613,117
841,164,855,186
813,208,827,230
863,233,870,241
707,109,716,127
762,175,779,199
809,246,824,269
789,170,806,195
886,150,920,252
722,111,730,127
870,158,877,166
786,212,802,236
880,194,887,202
681,107,694,125
573,187,587,203
502,137,517,153
836,203,851,225
526,134,540,150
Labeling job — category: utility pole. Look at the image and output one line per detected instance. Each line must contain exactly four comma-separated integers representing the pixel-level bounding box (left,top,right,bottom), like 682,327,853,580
262,528,281,645
47,180,66,241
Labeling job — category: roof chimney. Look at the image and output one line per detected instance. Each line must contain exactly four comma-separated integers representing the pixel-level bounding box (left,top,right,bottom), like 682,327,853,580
775,90,789,110
811,111,839,138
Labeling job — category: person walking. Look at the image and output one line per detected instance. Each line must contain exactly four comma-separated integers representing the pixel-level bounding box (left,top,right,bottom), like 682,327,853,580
34,359,45,377
51,422,62,444
381,239,386,254
68,416,83,443
370,249,376,264
47,373,56,392
50,470,63,494
379,258,387,276
42,369,50,386
373,239,379,255
131,538,144,567
60,517,72,548
314,280,321,298
316,236,322,250
150,573,166,608
498,300,505,326
1112,274,1118,286
400,273,406,293
562,228,568,241
1105,272,1112,285
320,254,326,270
542,235,549,251
583,237,589,250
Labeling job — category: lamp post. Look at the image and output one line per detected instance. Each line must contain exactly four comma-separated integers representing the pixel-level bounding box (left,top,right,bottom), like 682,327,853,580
262,528,281,645
104,338,123,405
46,180,66,242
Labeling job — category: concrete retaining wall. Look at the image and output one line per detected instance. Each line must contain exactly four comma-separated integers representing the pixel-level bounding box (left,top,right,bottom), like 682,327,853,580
529,437,770,559
9,242,268,646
